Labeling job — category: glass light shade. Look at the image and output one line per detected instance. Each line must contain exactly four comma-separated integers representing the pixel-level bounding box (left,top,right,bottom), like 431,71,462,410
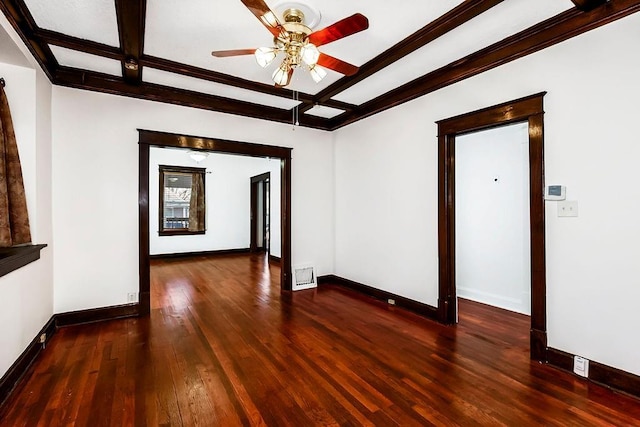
272,62,291,86
188,151,208,163
309,65,327,83
301,44,320,66
254,47,277,68
260,11,279,28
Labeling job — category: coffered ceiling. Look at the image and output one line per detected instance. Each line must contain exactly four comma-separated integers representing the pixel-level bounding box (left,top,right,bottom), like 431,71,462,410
1,0,638,130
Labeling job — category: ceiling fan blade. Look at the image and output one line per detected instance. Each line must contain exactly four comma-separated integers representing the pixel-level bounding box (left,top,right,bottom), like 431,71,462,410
317,53,359,76
240,0,283,37
211,49,256,57
275,68,294,88
308,13,369,47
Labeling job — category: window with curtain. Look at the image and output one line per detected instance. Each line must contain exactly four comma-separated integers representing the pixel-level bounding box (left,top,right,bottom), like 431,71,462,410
158,165,206,236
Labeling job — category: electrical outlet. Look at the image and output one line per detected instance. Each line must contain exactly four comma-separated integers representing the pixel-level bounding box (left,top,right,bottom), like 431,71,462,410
558,201,578,217
387,299,396,305
573,355,589,378
127,292,137,303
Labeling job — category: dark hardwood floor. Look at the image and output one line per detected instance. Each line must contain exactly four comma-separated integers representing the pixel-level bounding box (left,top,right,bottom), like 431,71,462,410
1,253,639,426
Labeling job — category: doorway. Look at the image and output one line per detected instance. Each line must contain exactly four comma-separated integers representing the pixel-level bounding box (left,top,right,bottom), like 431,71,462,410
455,122,531,316
250,172,270,253
138,130,293,317
437,93,547,361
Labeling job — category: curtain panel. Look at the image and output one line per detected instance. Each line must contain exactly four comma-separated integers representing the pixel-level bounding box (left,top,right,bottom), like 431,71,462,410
0,84,31,247
188,173,205,232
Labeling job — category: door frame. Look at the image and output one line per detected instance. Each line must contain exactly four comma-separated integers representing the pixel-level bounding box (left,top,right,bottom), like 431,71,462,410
250,172,270,252
138,130,293,316
436,93,547,360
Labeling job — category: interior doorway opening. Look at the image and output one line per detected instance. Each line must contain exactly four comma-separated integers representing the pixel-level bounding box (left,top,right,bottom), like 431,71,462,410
437,93,547,361
455,122,531,319
251,172,271,254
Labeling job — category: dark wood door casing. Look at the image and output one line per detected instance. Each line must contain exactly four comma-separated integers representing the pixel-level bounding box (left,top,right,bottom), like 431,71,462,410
138,130,293,316
436,93,547,361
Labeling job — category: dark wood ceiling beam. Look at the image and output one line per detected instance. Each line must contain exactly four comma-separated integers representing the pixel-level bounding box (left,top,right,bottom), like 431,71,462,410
115,0,146,83
36,29,121,61
572,0,609,12
53,67,332,130
299,0,505,114
331,0,640,130
0,0,58,80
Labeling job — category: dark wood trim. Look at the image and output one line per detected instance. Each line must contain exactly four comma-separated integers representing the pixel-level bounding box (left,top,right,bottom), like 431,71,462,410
55,304,140,328
0,316,55,409
115,0,146,83
250,172,271,183
571,0,609,12
250,172,270,253
331,1,640,129
437,93,547,361
318,275,439,321
138,129,293,301
268,254,281,265
138,144,150,316
36,29,122,60
546,347,640,400
305,0,504,112
158,165,206,236
150,248,250,260
52,68,333,130
0,244,48,278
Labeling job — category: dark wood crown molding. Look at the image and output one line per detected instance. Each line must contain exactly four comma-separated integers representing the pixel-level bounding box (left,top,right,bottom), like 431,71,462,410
301,0,505,115
331,0,640,129
571,0,609,12
2,0,639,131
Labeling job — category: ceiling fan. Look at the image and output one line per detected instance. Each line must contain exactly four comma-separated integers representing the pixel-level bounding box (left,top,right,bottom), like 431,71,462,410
211,0,369,87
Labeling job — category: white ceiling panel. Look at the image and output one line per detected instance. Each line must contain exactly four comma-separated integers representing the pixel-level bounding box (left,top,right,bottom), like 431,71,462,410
333,0,574,105
303,105,346,119
144,0,465,94
24,0,120,47
143,67,302,110
50,45,122,77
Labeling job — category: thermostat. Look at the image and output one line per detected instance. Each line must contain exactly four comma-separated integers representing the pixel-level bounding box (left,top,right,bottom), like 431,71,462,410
544,185,566,201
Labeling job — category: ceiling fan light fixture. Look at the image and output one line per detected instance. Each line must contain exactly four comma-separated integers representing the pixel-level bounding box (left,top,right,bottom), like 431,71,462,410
309,65,327,83
272,61,291,86
255,47,277,68
260,11,279,28
300,43,319,66
188,151,209,163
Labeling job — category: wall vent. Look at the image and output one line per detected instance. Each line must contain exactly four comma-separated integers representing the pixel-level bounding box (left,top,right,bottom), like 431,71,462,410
292,264,317,291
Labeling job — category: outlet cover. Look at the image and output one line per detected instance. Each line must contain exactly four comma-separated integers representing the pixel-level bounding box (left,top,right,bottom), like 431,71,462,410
558,201,578,217
127,292,138,303
573,355,589,377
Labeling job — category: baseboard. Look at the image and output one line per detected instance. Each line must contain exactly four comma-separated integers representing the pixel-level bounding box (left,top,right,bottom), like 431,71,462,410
546,347,640,400
0,316,56,408
55,303,140,327
318,274,439,321
268,254,281,264
150,248,250,259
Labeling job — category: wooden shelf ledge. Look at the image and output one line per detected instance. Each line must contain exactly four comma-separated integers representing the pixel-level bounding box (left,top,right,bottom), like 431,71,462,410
0,244,48,278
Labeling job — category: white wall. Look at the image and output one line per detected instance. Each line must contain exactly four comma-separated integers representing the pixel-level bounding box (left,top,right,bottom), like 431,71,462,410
52,88,334,313
455,123,530,314
149,148,281,256
0,18,53,378
334,13,640,376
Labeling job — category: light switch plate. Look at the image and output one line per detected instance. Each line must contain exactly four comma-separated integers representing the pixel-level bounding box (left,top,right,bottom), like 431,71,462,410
558,201,578,217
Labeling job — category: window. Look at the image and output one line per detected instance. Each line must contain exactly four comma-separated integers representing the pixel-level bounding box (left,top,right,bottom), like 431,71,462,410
159,165,206,235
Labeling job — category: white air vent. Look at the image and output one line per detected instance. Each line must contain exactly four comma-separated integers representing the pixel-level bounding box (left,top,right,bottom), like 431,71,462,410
292,264,317,291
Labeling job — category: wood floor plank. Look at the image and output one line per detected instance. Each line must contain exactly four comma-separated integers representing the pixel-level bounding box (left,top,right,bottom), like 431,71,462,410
1,253,639,426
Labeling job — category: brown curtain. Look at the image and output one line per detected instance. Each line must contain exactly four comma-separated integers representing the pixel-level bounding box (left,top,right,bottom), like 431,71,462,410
188,173,205,232
0,84,32,247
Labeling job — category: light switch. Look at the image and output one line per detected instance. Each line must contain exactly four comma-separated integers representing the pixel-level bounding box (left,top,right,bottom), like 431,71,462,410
558,201,578,217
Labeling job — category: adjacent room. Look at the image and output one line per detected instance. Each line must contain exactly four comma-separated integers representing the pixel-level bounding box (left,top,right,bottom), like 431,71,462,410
1,0,639,424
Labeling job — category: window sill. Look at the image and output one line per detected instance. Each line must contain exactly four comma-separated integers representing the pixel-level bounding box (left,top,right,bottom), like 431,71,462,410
0,244,48,278
158,230,206,236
